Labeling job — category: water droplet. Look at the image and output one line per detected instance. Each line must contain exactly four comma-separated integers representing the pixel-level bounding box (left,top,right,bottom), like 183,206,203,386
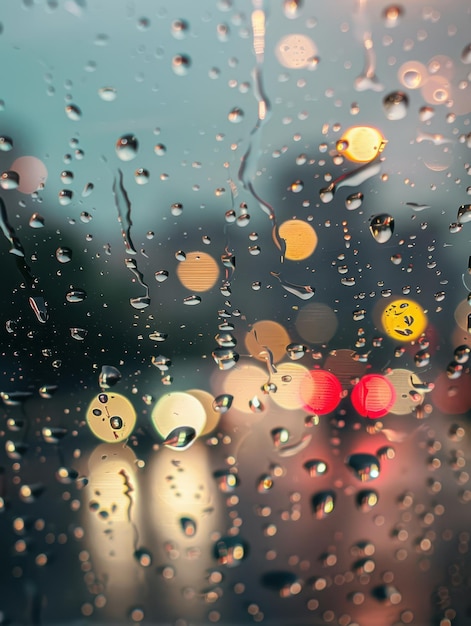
5,440,28,460
163,426,196,449
56,467,79,484
214,470,239,492
172,54,191,75
228,107,244,123
345,192,363,210
175,250,186,261
212,347,239,370
414,349,430,367
58,189,73,205
56,247,73,264
286,343,307,360
312,490,336,519
290,180,304,193
65,104,81,120
0,136,13,151
29,213,45,228
383,5,404,27
180,516,197,537
446,362,463,379
82,182,94,197
70,327,88,341
369,214,394,243
42,426,67,443
457,204,471,223
19,483,44,503
304,459,328,477
271,428,290,447
38,385,58,400
29,296,48,323
346,453,380,481
135,168,149,185
171,19,189,39
357,489,379,511
0,170,19,190
225,209,236,223
134,548,152,567
183,295,201,306
237,213,250,227
154,143,166,156
98,87,117,101
149,331,167,342
257,474,274,492
116,134,139,161
99,365,122,389
214,536,247,567
461,43,471,64
65,289,87,303
261,571,303,597
130,295,151,309
155,270,169,282
383,91,409,120
372,584,402,604
249,396,264,413
454,345,470,364
1,391,33,406
212,394,233,413
151,355,171,371
215,332,236,348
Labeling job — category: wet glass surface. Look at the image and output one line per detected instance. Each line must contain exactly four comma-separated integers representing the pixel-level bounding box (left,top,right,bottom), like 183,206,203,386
1,1,471,624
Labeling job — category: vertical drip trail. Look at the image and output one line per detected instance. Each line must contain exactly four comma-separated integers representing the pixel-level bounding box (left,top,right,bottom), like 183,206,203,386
354,0,384,92
237,3,286,261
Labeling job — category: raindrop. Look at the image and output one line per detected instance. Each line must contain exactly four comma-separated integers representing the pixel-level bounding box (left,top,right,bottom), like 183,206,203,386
130,296,151,309
19,483,44,503
163,426,196,449
215,332,237,347
154,143,166,156
99,365,122,389
212,347,239,370
5,440,28,460
290,180,304,193
38,385,58,400
134,548,153,567
454,345,470,363
175,250,186,261
1,391,33,406
151,355,171,371
228,107,244,123
183,295,201,306
286,343,307,360
29,296,48,323
461,43,471,64
214,470,239,492
414,349,430,367
356,489,379,511
0,136,13,151
82,182,94,197
369,214,394,243
446,362,463,379
171,202,183,216
65,104,81,120
65,289,87,303
261,571,303,597
42,426,67,443
135,168,149,185
212,394,233,413
371,584,402,604
383,5,404,27
346,453,381,481
148,331,168,342
249,396,264,413
0,171,19,190
115,134,139,161
257,474,274,492
56,467,79,484
383,91,409,120
70,327,88,341
180,516,197,537
312,491,336,519
98,87,117,101
419,106,435,121
155,270,169,282
271,428,290,448
283,0,302,19
56,247,72,263
214,536,247,567
237,213,250,227
58,189,73,205
457,204,471,223
29,213,45,228
171,19,189,39
345,192,363,210
172,54,191,75
225,209,236,223
304,459,328,477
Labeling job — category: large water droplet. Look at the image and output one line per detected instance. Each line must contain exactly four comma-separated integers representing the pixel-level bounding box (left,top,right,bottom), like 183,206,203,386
29,296,48,323
346,453,380,481
214,536,247,567
214,470,239,492
212,394,233,413
151,355,171,371
154,270,169,282
65,289,87,303
286,343,307,360
99,365,122,389
116,134,139,161
0,171,19,190
65,104,81,121
70,327,88,341
183,295,201,306
304,459,328,477
356,489,379,511
172,54,191,75
56,247,72,263
461,43,471,64
261,571,303,597
29,213,45,228
312,490,336,519
383,91,408,120
98,87,117,101
369,214,394,243
180,516,197,537
454,345,470,364
0,136,13,151
212,347,239,370
345,192,363,210
228,107,244,123
134,548,153,567
271,428,290,448
457,204,471,223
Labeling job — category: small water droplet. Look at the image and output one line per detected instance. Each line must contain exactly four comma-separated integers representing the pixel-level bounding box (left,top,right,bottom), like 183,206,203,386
369,214,394,243
70,327,88,341
99,365,122,389
304,459,328,477
345,192,363,210
29,213,45,228
134,548,153,567
228,107,244,123
172,54,191,75
65,289,87,303
454,345,470,364
457,204,471,223
163,426,196,449
98,87,117,101
175,250,186,261
155,270,169,282
183,295,201,306
290,180,304,193
461,43,471,64
0,136,13,151
249,396,264,413
357,489,379,511
446,362,463,379
419,105,435,121
383,5,404,27
171,19,189,39
42,426,67,443
214,470,239,492
149,331,167,342
286,343,307,360
59,189,73,205
346,453,380,481
170,202,183,216
257,474,274,492
383,91,408,120
116,134,139,161
135,168,149,185
271,428,290,447
212,394,233,413
312,490,336,519
180,516,197,537
65,104,81,120
212,347,239,370
414,349,430,367
0,171,19,190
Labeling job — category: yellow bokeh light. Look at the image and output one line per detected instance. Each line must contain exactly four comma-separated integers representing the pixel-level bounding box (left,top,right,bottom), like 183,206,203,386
336,126,387,163
270,362,309,410
245,320,291,364
176,251,219,292
381,298,427,342
275,34,317,69
278,220,318,261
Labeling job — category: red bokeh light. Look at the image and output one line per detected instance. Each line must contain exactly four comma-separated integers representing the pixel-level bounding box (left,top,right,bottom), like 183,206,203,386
351,374,396,419
300,369,342,415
